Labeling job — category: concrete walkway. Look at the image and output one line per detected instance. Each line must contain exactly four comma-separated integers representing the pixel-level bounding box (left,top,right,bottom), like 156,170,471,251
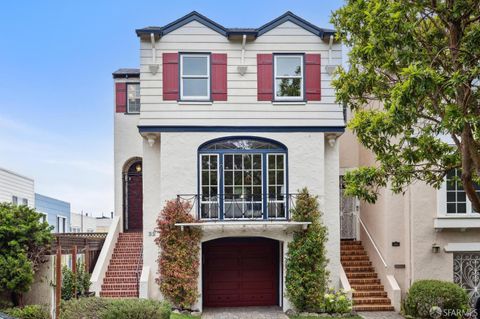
360,312,404,319
202,307,288,319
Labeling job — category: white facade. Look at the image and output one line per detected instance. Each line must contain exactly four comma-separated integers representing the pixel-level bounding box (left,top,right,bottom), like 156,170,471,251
70,212,112,233
109,12,344,311
0,167,35,207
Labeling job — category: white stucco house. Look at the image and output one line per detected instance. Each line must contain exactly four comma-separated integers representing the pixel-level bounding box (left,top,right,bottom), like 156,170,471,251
91,11,480,313
91,11,349,311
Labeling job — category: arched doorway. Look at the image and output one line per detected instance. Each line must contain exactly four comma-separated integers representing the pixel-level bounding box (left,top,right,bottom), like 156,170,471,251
123,159,143,231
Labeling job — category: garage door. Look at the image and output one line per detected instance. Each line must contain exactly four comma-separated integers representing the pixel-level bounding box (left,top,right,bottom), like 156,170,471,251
203,237,279,307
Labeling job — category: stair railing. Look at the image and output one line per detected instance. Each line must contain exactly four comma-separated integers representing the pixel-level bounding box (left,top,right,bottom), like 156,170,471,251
356,213,388,268
135,244,143,296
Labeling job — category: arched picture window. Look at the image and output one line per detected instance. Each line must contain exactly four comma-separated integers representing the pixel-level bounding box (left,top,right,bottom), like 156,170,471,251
198,137,288,220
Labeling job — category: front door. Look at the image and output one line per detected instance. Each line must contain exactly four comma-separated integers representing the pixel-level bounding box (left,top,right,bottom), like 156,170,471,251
126,161,143,231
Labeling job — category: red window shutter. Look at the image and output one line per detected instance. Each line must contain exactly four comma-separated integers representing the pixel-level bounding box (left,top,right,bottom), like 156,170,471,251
257,54,273,101
211,53,227,101
115,82,126,113
305,54,321,101
162,53,179,100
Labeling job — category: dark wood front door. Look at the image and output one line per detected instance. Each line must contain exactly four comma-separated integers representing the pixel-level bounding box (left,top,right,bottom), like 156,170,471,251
126,163,143,231
203,237,279,307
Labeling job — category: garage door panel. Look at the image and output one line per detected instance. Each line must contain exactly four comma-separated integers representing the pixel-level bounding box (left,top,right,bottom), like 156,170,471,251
203,237,279,307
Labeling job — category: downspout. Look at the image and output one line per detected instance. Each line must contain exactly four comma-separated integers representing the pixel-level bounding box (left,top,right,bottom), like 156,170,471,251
149,33,159,75
237,34,248,76
325,35,336,75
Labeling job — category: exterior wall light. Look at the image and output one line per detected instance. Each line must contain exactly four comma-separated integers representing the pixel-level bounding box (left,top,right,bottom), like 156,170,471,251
432,243,441,253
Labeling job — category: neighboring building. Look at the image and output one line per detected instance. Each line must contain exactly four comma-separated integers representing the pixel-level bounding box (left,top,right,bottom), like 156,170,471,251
94,11,346,311
339,111,480,308
35,193,71,233
0,167,35,207
71,212,113,233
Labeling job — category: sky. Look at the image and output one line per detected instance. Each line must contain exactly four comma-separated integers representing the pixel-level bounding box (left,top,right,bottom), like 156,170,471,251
0,0,344,216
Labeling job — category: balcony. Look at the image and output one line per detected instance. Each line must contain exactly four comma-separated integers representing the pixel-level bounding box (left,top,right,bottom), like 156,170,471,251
177,193,299,221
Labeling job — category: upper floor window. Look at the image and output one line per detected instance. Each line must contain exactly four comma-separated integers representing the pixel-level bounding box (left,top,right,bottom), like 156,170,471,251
274,55,303,100
445,169,480,214
12,196,18,205
127,83,140,113
180,54,210,100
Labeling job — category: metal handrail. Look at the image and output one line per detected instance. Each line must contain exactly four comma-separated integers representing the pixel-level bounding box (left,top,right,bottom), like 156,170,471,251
177,193,299,220
135,245,143,296
356,213,388,268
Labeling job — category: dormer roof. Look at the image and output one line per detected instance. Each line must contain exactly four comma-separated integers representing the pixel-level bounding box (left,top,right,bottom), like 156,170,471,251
135,11,335,40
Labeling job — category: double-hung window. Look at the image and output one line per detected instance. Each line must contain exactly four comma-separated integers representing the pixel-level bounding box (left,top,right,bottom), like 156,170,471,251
445,169,480,214
180,54,210,100
127,83,140,113
274,55,303,100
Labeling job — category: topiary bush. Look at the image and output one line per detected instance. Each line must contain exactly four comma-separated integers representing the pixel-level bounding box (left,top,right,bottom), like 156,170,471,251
60,297,171,319
285,188,330,313
155,199,202,310
403,280,469,318
3,305,49,319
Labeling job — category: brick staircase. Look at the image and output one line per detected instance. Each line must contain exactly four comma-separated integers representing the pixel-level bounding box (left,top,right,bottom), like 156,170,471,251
100,232,143,298
340,240,394,312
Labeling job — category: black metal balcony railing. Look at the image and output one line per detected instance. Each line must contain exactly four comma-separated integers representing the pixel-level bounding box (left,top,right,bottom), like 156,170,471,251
176,193,299,221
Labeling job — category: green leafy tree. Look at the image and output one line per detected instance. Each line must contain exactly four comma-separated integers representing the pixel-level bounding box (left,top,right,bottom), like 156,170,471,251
285,188,329,312
279,66,302,97
0,203,53,305
331,0,480,211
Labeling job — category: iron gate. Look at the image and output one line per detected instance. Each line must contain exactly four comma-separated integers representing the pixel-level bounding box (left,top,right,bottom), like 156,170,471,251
454,253,480,306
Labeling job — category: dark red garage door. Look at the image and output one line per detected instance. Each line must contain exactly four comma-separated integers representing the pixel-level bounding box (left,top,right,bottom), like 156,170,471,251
203,237,279,307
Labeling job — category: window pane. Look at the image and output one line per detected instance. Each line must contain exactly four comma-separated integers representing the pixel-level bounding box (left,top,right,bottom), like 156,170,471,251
182,56,208,76
447,203,456,213
183,78,208,97
457,203,467,213
457,191,466,202
224,155,233,169
276,78,301,97
447,191,456,202
276,56,302,76
127,84,140,113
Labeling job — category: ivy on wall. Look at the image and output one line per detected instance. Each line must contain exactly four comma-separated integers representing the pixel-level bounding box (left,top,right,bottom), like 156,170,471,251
155,199,202,310
285,188,330,312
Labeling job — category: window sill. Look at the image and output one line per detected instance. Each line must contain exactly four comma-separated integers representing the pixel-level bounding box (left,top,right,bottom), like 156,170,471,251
178,101,213,105
434,215,480,230
272,101,307,105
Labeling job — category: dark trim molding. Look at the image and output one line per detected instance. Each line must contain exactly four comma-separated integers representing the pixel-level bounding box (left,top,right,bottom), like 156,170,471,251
135,11,335,40
138,125,345,133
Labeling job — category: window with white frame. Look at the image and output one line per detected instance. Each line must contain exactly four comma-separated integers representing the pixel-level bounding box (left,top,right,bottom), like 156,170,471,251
180,54,210,100
71,226,80,233
11,196,18,205
274,55,303,100
57,216,67,233
444,169,480,214
22,198,28,206
127,83,140,113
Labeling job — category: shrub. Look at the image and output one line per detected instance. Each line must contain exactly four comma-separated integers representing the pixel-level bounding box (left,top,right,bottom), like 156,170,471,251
103,299,171,319
155,199,202,309
60,297,171,319
60,297,110,319
403,280,469,318
61,262,91,300
285,188,329,312
3,305,49,319
0,203,53,305
323,288,352,314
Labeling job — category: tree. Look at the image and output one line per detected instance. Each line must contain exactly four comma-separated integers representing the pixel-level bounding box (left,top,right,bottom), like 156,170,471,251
285,188,329,312
0,203,53,305
331,0,480,211
155,199,201,310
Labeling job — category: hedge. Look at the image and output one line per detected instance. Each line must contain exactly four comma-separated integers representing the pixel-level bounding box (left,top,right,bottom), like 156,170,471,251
60,297,171,319
403,280,469,318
